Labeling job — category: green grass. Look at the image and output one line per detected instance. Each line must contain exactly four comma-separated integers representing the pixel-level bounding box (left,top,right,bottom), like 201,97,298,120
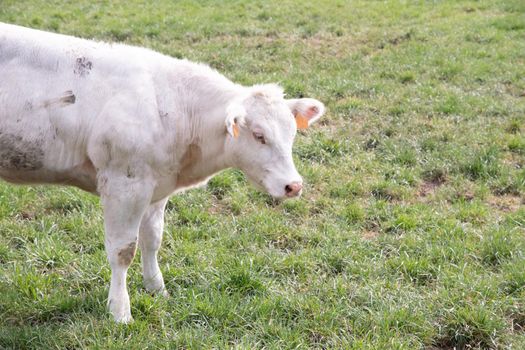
1,0,525,348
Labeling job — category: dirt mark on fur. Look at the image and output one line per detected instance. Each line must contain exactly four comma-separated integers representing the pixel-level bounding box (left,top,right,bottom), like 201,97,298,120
118,242,137,266
0,133,44,171
41,90,76,108
74,57,93,77
176,143,203,187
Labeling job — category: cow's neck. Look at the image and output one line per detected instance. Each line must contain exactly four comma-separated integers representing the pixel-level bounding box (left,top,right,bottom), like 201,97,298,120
174,131,229,189
174,80,241,188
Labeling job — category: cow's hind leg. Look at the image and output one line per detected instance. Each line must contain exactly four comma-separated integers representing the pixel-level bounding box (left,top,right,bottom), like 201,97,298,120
100,173,154,323
139,197,169,296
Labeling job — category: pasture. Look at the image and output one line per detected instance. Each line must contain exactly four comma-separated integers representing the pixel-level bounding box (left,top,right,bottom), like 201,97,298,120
0,0,524,348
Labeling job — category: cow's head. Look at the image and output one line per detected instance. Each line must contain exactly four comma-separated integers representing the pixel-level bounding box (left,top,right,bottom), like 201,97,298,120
225,84,325,199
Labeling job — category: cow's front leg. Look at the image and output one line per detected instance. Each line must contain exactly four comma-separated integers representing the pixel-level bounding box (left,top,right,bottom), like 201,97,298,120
139,197,169,295
100,173,155,323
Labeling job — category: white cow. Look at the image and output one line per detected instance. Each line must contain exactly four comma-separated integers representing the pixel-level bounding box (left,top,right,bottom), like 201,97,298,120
0,23,325,323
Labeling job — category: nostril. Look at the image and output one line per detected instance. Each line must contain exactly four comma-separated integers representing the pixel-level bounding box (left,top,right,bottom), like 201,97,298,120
285,182,303,197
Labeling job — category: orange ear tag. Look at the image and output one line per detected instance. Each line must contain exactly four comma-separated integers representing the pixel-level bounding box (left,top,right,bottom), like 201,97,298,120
233,123,240,138
295,113,309,130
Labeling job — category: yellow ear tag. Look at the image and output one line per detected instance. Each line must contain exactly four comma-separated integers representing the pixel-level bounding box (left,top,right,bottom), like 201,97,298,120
233,123,240,138
295,113,309,130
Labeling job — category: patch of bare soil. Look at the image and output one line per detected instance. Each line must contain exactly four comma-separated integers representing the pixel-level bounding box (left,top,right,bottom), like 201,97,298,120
362,230,379,240
418,178,445,198
488,194,523,213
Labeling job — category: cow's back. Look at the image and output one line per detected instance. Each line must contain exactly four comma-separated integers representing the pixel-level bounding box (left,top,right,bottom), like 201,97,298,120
0,23,164,190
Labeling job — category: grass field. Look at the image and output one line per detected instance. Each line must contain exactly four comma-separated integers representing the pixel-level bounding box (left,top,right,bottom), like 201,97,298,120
1,0,525,348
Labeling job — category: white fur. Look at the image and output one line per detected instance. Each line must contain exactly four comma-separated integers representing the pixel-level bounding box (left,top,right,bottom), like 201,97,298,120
0,22,325,323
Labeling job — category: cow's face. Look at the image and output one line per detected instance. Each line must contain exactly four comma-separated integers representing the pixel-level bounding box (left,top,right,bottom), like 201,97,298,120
225,85,325,199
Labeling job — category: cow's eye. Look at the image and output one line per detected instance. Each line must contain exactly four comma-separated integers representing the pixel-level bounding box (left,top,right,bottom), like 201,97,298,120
253,132,266,144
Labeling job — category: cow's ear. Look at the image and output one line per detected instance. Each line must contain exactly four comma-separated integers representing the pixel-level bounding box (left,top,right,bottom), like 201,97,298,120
286,98,325,129
225,103,247,138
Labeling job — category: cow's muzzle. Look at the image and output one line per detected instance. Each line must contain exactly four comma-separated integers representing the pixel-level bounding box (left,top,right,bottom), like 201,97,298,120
284,181,303,198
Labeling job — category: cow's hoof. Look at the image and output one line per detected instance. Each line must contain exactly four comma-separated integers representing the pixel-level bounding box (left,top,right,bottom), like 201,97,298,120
146,286,169,297
114,314,134,324
109,299,133,324
144,277,168,296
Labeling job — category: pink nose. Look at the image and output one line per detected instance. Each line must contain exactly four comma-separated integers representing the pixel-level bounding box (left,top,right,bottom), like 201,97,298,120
285,182,303,197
